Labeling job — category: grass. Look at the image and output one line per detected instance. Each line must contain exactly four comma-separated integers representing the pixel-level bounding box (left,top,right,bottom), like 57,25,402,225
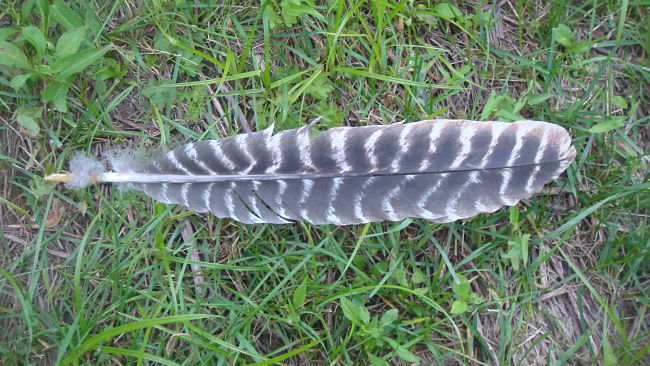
0,0,648,364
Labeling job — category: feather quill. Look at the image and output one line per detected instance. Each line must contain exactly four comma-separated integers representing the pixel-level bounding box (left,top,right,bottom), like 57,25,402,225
47,119,575,225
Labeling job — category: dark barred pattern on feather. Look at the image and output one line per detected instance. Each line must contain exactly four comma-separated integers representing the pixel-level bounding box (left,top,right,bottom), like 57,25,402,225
129,119,575,225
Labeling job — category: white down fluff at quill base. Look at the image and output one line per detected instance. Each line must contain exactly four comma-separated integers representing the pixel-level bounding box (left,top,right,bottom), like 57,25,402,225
62,119,576,225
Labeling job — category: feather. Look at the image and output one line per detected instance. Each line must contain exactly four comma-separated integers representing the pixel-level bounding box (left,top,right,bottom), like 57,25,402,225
47,119,576,225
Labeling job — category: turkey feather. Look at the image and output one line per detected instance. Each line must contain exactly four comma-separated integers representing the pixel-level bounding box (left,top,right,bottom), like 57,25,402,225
49,119,576,225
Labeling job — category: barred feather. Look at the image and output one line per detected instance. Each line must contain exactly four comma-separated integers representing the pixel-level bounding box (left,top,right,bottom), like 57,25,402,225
98,119,575,225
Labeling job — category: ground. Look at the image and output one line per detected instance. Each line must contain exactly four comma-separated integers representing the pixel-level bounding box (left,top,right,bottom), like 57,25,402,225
0,0,648,365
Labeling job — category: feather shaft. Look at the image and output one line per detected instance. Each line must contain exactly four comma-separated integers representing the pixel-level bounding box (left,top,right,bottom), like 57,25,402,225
95,159,570,184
